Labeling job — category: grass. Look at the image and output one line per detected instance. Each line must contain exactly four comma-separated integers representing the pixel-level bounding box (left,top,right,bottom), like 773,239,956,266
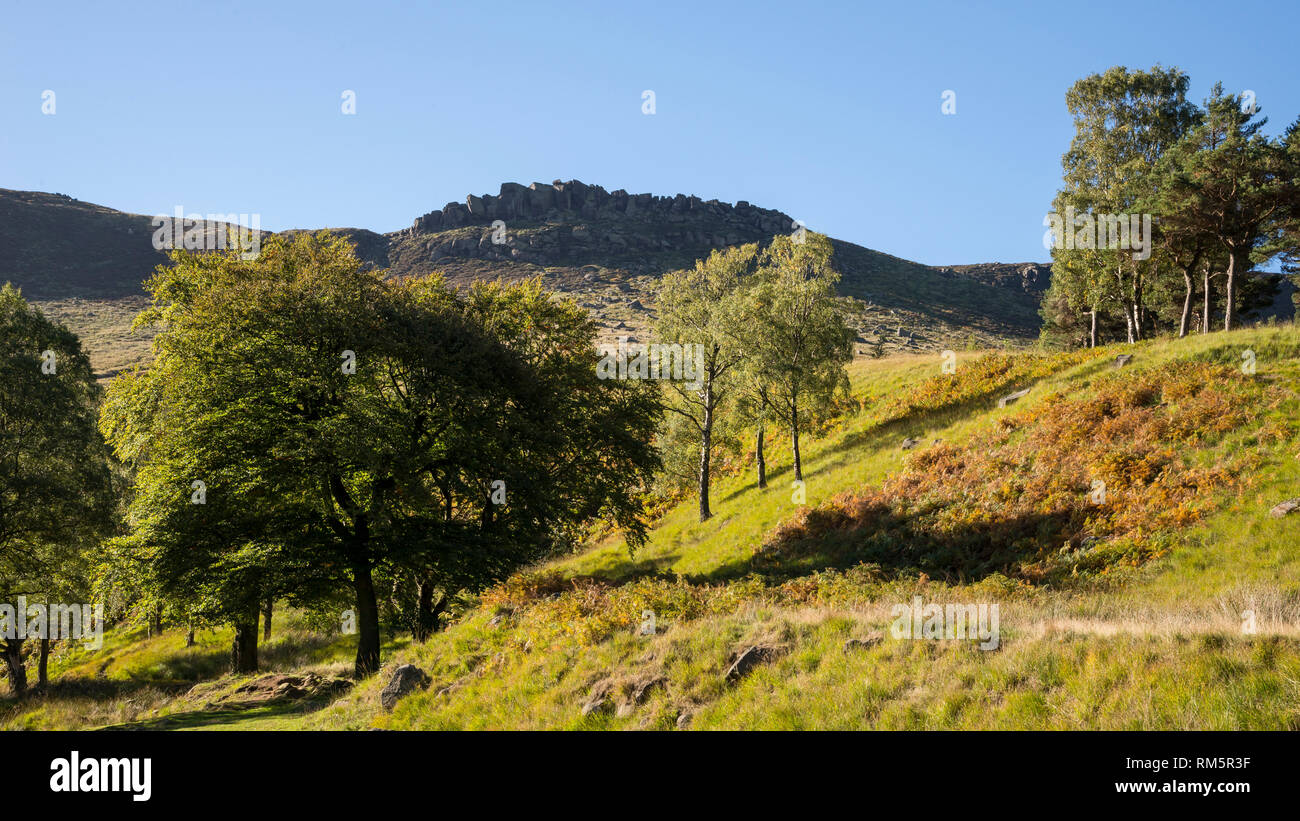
7,324,1300,729
30,296,154,379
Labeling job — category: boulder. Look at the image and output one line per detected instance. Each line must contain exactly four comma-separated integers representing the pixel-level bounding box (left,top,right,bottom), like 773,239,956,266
379,664,431,711
1114,354,1133,368
724,645,783,684
901,437,921,450
1269,498,1300,518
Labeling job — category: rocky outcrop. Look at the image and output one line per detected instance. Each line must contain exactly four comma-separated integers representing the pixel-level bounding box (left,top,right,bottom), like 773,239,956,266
936,262,1052,294
411,180,791,235
404,179,794,268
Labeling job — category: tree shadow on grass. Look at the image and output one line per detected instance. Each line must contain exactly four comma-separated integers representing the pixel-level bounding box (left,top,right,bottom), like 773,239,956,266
98,698,334,731
720,504,1080,586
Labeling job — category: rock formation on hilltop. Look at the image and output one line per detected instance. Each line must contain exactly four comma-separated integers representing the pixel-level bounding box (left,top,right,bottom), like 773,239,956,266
391,179,794,274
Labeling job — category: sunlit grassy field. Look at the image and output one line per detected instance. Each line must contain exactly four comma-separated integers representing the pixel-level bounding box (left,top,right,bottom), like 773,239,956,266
6,325,1299,730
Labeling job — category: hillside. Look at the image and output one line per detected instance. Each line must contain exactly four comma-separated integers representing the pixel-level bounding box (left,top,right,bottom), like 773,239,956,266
0,184,1047,377
7,325,1298,730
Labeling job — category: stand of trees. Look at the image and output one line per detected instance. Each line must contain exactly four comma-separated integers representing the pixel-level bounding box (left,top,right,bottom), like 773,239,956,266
655,233,854,521
1042,66,1300,347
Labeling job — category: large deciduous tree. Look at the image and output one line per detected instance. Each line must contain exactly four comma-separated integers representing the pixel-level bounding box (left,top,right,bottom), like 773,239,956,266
103,233,658,676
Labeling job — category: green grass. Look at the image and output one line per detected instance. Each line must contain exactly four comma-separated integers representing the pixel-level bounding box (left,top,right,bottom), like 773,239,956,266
8,325,1300,729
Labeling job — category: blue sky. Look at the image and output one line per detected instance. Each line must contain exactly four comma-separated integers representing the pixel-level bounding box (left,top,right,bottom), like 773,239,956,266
3,0,1296,265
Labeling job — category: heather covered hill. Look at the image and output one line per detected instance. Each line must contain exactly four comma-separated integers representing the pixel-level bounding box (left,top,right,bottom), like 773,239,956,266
1,182,1049,376
0,189,164,300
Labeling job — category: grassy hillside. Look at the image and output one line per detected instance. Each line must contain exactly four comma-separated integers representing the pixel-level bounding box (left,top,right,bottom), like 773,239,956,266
2,187,1045,377
6,325,1298,730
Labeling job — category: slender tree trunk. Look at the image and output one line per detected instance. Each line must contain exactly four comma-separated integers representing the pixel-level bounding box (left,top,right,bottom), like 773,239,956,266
2,638,26,696
755,425,767,489
1224,251,1238,331
185,626,195,647
1179,269,1194,338
262,599,273,642
231,606,259,674
791,397,803,482
1089,308,1098,348
149,603,162,638
37,638,50,690
1117,267,1134,344
352,560,382,677
1133,270,1144,341
698,388,714,522
1203,267,1213,333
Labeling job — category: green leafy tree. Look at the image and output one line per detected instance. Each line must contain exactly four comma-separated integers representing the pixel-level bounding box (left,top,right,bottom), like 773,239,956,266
0,285,114,694
1148,85,1292,330
103,234,658,675
1260,117,1300,317
742,233,854,483
1051,65,1199,343
655,244,757,521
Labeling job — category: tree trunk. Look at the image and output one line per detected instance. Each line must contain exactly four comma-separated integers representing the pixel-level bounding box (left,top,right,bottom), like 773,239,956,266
2,638,25,696
1203,267,1213,333
352,560,382,677
262,599,273,642
698,390,714,522
1179,269,1194,338
414,579,447,642
755,425,767,489
1133,270,1144,341
1089,309,1098,348
791,399,803,482
1224,251,1238,331
185,626,195,647
231,606,259,674
150,603,163,637
37,638,50,690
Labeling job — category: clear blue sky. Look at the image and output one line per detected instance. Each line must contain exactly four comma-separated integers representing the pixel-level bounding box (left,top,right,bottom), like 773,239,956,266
3,0,1296,265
